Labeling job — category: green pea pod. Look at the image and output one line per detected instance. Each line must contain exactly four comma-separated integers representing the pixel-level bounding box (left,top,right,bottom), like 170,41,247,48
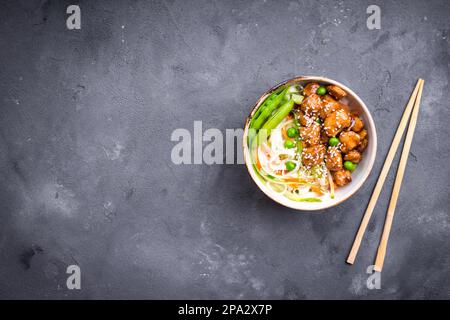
250,93,277,129
251,92,276,125
251,87,288,130
253,85,286,121
262,98,294,131
257,98,294,145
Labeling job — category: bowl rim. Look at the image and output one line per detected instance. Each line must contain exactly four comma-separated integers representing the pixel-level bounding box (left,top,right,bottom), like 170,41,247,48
242,76,377,211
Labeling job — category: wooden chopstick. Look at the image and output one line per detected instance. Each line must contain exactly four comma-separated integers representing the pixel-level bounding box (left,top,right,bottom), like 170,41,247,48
346,79,423,265
374,79,424,272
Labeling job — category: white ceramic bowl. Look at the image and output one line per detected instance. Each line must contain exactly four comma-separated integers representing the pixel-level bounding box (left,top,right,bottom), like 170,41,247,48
243,76,377,211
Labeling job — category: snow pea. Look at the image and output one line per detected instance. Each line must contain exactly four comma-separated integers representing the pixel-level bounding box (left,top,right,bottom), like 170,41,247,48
251,87,288,130
258,98,294,145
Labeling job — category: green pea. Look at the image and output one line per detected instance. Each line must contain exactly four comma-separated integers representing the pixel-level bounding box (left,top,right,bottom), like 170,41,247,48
284,140,295,149
287,127,299,138
344,161,357,172
329,137,339,147
285,161,296,171
316,118,322,124
316,86,327,95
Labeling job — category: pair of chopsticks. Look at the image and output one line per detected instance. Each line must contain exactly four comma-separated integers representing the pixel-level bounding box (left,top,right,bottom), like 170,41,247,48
347,78,424,272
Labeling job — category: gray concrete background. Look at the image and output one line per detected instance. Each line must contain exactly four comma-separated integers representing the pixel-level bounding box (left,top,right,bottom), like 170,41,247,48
0,0,449,299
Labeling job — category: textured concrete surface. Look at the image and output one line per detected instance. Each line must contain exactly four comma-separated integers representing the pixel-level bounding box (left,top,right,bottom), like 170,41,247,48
0,0,449,299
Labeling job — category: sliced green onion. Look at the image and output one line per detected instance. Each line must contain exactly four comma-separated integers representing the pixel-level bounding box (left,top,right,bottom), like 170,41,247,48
292,94,304,104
